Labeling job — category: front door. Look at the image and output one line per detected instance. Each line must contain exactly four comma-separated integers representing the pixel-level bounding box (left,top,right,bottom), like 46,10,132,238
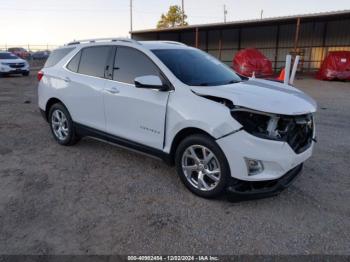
103,46,170,150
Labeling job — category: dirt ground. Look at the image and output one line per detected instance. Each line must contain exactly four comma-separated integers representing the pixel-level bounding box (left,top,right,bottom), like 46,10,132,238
0,73,349,255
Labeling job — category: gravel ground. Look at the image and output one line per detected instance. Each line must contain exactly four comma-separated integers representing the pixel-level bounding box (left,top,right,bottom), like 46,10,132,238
0,73,349,255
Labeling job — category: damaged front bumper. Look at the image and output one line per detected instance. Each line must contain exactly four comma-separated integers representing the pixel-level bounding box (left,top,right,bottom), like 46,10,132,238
216,126,314,200
217,129,314,181
226,164,303,201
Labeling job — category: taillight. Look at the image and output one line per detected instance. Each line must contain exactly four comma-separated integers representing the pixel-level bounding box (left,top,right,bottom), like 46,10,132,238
37,71,44,81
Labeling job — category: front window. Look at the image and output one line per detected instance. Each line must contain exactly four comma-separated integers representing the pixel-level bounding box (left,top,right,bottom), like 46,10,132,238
113,46,161,85
0,53,18,59
152,48,241,86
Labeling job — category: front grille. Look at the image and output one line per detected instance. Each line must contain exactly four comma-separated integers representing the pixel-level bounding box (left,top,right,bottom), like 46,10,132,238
277,114,314,154
9,63,25,69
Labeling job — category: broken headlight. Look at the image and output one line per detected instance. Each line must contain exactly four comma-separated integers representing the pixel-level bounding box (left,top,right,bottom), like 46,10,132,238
231,108,282,140
231,107,314,153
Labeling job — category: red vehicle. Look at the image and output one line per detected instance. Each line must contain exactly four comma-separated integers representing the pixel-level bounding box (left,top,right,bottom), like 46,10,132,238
8,47,31,60
233,48,273,78
317,51,350,81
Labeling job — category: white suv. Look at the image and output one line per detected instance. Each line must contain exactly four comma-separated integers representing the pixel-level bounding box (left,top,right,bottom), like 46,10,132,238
0,52,30,76
38,38,317,199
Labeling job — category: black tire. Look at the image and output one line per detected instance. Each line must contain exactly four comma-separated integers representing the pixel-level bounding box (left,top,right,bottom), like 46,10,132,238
175,134,230,198
22,71,30,76
48,103,80,146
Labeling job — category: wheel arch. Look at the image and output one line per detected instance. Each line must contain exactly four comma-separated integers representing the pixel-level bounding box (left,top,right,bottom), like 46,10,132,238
168,127,215,165
44,97,65,121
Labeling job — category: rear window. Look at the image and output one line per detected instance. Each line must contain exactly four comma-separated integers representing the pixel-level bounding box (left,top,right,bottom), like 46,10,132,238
44,48,74,68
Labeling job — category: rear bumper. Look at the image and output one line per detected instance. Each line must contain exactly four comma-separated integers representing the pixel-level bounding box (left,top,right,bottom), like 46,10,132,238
227,163,303,201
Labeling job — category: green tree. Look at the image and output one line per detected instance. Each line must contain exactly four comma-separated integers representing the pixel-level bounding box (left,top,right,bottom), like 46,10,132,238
157,5,188,29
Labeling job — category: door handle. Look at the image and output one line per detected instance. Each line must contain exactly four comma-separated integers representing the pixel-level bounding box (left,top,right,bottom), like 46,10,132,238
63,77,71,83
105,86,120,94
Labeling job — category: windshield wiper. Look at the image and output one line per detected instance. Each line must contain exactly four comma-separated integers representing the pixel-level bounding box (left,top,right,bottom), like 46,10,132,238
226,79,241,84
196,80,240,86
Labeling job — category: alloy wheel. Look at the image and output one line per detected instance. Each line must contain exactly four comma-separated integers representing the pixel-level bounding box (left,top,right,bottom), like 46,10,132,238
181,145,221,191
51,109,69,140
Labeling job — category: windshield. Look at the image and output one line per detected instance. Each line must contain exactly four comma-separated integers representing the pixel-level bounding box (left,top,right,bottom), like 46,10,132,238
152,48,241,86
0,53,19,59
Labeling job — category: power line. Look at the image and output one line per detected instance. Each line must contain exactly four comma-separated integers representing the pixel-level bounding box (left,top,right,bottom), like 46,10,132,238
1,7,129,12
1,6,222,19
132,7,221,18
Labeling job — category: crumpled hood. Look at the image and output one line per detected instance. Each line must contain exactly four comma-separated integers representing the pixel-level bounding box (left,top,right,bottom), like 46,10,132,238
191,78,317,115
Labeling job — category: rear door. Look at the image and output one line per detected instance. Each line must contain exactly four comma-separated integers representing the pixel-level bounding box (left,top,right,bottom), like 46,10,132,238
64,46,113,131
103,46,170,150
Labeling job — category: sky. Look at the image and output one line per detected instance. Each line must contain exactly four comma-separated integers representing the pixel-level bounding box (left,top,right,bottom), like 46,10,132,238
1,0,350,46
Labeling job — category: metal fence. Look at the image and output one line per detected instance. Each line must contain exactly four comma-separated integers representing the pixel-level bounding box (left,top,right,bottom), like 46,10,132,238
0,44,59,69
0,44,59,52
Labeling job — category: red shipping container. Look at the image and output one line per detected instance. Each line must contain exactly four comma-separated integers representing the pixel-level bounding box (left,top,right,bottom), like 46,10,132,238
232,48,273,77
317,51,350,81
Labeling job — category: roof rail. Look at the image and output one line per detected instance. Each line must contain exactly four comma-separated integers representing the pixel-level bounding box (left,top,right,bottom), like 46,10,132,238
159,41,187,46
66,37,140,46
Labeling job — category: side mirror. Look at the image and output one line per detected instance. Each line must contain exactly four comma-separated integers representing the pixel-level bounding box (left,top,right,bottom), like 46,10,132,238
134,75,168,91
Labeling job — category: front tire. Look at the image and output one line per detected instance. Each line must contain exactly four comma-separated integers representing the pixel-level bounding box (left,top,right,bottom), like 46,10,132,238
48,103,80,146
175,134,230,198
22,71,30,76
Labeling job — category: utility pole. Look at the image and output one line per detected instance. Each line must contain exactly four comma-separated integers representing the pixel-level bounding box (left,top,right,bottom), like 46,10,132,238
224,5,228,23
130,0,133,35
260,9,264,19
181,0,185,25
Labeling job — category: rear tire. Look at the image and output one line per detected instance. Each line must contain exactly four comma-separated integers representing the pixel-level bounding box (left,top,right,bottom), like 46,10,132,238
175,134,230,198
48,103,80,146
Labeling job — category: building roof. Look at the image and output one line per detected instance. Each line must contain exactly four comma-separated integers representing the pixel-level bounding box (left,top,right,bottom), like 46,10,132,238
132,9,350,34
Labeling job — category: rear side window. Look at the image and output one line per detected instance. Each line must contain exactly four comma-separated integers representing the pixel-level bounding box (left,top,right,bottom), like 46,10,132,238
67,51,81,73
78,46,111,78
113,46,160,84
44,48,74,68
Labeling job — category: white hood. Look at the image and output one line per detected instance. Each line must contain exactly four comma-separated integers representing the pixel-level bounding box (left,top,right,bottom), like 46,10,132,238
0,58,26,64
191,78,317,115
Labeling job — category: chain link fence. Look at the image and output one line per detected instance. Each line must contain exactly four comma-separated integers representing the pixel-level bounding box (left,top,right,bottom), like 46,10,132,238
0,44,60,69
0,44,59,52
